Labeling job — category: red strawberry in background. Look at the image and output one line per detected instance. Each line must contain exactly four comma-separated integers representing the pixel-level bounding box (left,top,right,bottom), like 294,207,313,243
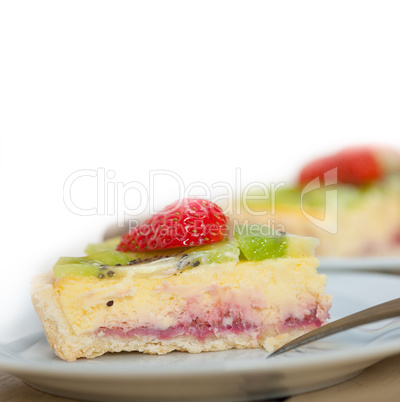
298,146,385,186
117,198,228,252
336,147,383,185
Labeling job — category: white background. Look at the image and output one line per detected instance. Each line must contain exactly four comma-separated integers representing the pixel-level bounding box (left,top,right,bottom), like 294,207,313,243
1,1,399,342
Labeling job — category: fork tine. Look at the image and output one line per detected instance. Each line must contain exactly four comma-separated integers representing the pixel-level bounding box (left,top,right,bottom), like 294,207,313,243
268,298,400,358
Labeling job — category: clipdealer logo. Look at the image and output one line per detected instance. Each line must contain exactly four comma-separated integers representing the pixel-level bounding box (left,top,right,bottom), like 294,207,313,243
63,167,338,234
300,168,338,234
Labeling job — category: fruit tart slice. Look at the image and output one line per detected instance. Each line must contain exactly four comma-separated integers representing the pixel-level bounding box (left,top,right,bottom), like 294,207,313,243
31,198,332,361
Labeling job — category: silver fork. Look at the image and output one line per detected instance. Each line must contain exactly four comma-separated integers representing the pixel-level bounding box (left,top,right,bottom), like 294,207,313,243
268,298,400,358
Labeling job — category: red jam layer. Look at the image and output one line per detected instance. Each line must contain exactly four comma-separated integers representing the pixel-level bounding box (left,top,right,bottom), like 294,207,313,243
95,311,323,341
96,318,259,341
282,309,322,330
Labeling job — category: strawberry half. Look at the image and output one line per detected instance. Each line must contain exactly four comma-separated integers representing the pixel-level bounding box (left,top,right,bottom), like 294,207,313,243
117,198,228,252
298,147,383,186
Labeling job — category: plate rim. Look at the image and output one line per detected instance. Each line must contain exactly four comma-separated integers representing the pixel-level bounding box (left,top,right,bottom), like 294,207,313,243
1,335,400,379
318,256,400,271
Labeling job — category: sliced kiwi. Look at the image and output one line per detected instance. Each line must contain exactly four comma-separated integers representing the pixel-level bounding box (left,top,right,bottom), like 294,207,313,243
234,224,319,261
53,240,240,279
85,237,190,261
53,255,183,279
234,224,287,261
53,257,103,278
184,241,240,265
53,228,318,279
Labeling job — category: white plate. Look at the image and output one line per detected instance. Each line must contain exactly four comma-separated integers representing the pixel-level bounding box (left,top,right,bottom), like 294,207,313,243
319,256,400,271
1,272,400,402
